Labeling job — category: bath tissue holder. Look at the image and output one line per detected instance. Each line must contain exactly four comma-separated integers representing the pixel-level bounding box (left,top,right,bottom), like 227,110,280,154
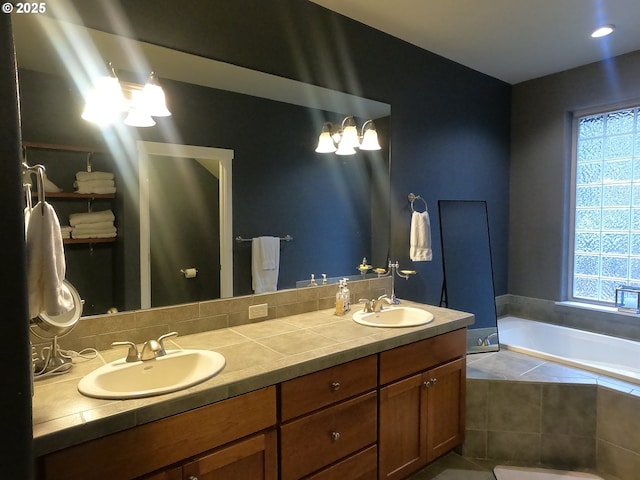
180,268,198,279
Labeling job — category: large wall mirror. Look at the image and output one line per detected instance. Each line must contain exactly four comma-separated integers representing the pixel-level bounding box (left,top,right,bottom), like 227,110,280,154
13,14,391,315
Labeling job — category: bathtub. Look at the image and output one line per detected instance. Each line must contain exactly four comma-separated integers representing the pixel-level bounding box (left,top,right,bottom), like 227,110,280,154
497,316,640,385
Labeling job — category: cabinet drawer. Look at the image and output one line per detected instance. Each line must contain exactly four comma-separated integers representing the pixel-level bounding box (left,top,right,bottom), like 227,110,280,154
379,328,466,385
280,355,377,421
305,445,377,480
280,391,377,480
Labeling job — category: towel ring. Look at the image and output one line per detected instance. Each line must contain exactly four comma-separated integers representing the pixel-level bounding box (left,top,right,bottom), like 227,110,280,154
408,193,427,213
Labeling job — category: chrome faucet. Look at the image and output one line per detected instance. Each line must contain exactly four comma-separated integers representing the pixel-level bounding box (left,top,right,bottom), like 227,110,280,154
359,294,393,313
112,332,178,362
372,294,392,312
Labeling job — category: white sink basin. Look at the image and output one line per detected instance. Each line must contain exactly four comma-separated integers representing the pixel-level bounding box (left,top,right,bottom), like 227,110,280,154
352,306,434,328
78,349,226,399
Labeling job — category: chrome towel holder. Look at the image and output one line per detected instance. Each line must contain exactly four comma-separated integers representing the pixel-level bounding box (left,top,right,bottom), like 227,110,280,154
408,193,427,212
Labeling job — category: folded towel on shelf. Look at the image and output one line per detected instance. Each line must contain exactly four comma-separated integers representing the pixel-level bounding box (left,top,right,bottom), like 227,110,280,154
75,185,117,195
75,171,114,182
72,225,117,236
71,231,117,239
410,210,432,261
72,221,114,231
26,202,74,318
74,178,116,194
69,209,115,226
252,236,280,293
60,225,72,239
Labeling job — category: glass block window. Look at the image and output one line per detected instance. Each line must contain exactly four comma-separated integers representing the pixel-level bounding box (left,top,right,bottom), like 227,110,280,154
571,106,640,303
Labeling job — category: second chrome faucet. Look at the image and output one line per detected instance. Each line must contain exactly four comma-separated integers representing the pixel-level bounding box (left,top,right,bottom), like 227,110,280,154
112,331,178,362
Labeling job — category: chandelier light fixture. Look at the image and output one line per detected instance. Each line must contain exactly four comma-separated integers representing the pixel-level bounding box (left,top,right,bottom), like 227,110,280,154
315,116,382,155
81,63,171,127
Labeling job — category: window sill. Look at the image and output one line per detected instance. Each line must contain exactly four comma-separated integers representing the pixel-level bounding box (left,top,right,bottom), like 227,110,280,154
556,301,640,319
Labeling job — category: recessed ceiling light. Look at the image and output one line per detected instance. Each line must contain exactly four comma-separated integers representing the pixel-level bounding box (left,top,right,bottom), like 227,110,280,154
591,24,615,38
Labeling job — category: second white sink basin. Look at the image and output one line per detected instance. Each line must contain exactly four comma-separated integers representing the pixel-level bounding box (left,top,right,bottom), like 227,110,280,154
78,349,226,399
353,306,434,328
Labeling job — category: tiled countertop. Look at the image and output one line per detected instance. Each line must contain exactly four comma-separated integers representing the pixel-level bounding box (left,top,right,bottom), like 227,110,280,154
32,301,473,458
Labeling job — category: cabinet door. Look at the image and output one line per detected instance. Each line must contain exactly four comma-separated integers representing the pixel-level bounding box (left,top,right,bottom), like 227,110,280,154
181,430,277,480
139,466,182,480
378,374,427,480
425,357,466,462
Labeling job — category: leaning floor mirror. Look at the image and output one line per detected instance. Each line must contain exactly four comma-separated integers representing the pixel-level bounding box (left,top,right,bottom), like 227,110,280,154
438,200,500,353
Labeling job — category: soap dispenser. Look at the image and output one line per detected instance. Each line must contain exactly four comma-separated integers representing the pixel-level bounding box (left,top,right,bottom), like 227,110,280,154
335,280,345,316
342,278,351,312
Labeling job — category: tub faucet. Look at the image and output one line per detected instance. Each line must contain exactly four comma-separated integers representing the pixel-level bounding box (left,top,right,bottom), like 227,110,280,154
478,332,498,347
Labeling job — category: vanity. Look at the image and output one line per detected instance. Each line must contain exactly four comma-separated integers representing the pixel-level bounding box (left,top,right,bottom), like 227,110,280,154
33,302,472,480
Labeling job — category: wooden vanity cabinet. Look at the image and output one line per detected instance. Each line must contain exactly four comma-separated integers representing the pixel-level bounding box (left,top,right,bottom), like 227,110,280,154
38,386,277,480
37,327,468,480
378,328,466,480
279,355,378,480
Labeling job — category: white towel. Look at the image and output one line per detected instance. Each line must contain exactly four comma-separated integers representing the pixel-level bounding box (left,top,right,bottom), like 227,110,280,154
75,171,114,181
26,202,74,318
74,178,116,194
71,231,117,239
251,236,280,293
69,209,115,226
410,210,432,261
71,225,117,238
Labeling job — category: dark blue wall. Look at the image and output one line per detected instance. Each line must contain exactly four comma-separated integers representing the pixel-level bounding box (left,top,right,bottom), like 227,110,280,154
66,0,511,305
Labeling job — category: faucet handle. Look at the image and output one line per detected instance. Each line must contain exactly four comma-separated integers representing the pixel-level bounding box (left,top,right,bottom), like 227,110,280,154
358,299,373,313
111,341,140,362
157,331,178,355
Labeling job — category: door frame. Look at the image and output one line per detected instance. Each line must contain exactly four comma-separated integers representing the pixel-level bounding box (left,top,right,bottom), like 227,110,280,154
137,141,234,307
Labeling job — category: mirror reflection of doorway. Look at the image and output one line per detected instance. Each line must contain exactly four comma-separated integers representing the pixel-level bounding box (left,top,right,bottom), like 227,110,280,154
149,157,220,307
138,141,234,309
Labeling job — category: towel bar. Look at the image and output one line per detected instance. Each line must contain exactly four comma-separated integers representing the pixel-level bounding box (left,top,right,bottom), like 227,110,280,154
235,235,293,242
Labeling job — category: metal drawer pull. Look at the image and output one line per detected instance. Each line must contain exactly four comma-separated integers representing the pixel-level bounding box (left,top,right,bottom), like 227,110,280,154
331,381,341,391
331,431,341,441
424,378,437,388
189,476,199,480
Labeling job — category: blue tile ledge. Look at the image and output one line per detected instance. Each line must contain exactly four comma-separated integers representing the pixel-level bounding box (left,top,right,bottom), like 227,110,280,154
32,301,474,458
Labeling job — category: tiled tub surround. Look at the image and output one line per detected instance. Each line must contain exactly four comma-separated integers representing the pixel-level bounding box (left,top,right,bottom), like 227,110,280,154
496,294,640,343
465,349,640,480
32,295,472,461
32,277,392,354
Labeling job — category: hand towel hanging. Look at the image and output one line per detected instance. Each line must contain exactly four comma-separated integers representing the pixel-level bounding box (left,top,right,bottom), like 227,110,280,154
410,210,432,261
252,236,280,293
26,202,74,318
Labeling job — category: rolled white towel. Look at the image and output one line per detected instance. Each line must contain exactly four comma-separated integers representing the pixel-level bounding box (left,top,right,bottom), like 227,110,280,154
75,171,114,181
69,209,115,226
